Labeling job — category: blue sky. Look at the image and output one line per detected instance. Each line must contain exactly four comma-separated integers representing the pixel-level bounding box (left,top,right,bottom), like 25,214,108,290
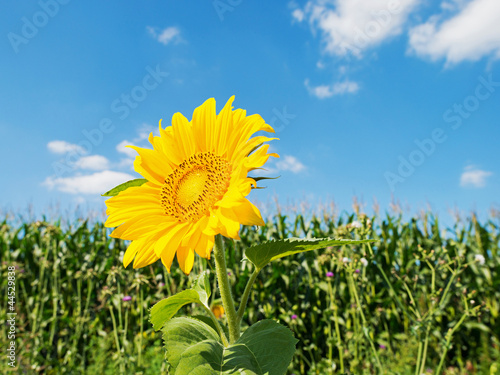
1,0,499,221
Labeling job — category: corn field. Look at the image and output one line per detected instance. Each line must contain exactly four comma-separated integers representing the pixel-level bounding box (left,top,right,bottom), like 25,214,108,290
1,209,499,374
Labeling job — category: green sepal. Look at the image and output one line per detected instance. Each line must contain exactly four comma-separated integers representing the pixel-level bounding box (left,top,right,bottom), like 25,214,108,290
101,178,148,197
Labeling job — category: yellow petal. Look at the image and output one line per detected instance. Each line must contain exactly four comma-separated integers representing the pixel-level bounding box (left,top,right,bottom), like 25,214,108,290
123,225,169,268
194,234,215,259
192,98,216,152
172,112,196,159
215,96,234,156
227,113,275,160
110,215,171,240
228,198,265,226
134,249,159,268
232,136,278,164
176,247,195,274
157,121,184,165
105,205,163,227
216,210,241,240
202,212,221,236
244,144,279,171
154,223,191,271
133,236,161,268
123,240,142,268
128,146,171,184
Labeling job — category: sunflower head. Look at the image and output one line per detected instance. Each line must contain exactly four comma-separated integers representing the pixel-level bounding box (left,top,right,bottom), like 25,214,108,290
105,96,278,274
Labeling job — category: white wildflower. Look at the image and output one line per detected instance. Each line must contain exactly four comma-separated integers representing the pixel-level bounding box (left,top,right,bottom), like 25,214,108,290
475,254,485,265
342,257,350,263
360,257,368,267
350,220,362,229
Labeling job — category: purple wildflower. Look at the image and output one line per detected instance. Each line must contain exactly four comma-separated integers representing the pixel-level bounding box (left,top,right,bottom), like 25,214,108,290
379,344,386,349
291,314,298,320
326,272,334,278
122,295,132,302
355,269,360,273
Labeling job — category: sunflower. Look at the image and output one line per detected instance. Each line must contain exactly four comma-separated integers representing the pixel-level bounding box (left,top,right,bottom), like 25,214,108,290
105,96,278,274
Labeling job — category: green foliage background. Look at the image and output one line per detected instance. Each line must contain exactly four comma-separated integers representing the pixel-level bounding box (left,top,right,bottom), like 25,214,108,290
0,210,499,374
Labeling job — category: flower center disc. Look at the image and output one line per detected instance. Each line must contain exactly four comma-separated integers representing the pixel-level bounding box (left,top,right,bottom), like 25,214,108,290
161,152,231,222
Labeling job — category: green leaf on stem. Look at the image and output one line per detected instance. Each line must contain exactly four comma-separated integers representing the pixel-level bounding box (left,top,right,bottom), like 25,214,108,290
163,317,297,375
245,237,376,270
150,290,201,331
192,270,211,307
150,272,213,331
101,178,148,197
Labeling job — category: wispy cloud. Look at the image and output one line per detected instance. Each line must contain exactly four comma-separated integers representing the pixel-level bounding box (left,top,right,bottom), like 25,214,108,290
408,0,500,65
147,26,182,45
74,155,110,171
116,140,138,158
45,124,157,194
292,8,305,22
293,0,420,58
47,140,85,154
305,78,359,98
115,123,159,167
460,165,492,188
276,155,306,174
43,170,136,195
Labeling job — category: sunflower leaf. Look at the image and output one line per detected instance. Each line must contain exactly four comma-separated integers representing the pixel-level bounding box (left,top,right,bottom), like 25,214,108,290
150,290,202,331
192,270,211,307
163,317,297,374
101,178,148,197
150,272,213,330
245,237,376,270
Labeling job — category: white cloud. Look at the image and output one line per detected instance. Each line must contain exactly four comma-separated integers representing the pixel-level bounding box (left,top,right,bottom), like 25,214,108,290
74,155,110,171
276,155,306,174
115,123,157,157
408,0,500,64
134,123,159,142
43,170,136,195
292,8,305,22
118,157,135,170
294,0,420,57
305,78,359,98
47,140,85,154
460,165,492,188
147,26,182,45
116,140,138,158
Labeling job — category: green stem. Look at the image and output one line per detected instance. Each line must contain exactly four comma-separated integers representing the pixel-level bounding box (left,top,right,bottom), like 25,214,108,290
349,274,384,373
367,243,416,324
418,326,430,374
435,313,468,374
328,278,344,373
202,304,230,347
415,341,423,375
138,288,143,367
109,306,124,374
123,306,129,352
213,234,239,343
236,269,260,324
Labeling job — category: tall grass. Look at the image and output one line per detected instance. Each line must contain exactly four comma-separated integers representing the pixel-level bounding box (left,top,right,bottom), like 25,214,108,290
0,210,498,374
